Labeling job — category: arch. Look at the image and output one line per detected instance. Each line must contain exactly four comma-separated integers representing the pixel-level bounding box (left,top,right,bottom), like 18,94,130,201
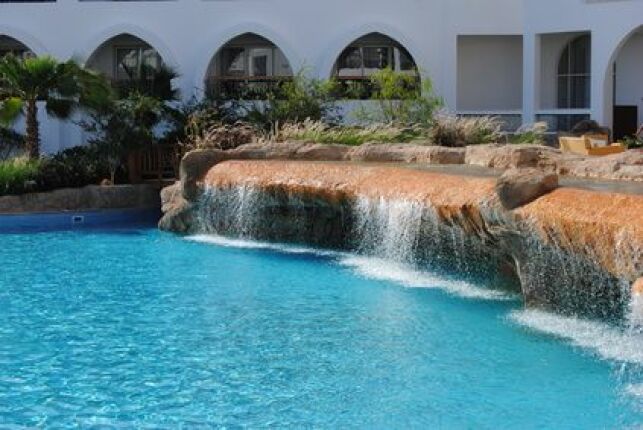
193,23,302,95
600,24,643,137
319,23,424,80
77,24,179,72
0,26,48,57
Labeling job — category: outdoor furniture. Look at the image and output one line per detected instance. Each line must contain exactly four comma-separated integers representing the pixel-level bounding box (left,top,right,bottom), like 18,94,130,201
559,134,626,156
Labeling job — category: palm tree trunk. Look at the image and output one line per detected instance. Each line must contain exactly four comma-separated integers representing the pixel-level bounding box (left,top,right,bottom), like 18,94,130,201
25,99,40,159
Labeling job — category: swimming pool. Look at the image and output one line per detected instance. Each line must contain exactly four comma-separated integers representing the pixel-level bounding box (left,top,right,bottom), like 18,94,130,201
0,227,641,428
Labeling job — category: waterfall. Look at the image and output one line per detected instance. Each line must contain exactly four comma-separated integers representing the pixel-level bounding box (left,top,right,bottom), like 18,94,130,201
630,291,643,331
353,196,424,263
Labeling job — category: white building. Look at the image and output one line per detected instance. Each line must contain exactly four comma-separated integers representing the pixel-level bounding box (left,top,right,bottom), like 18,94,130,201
0,0,642,153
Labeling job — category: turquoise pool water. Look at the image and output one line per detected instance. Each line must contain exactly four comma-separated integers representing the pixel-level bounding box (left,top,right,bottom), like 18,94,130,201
0,227,641,428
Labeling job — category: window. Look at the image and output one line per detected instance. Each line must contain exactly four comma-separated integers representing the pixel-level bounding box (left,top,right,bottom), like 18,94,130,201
557,35,590,109
335,45,417,78
115,46,161,81
218,46,290,78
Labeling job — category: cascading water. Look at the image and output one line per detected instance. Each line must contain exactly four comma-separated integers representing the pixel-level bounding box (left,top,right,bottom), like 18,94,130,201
353,196,424,263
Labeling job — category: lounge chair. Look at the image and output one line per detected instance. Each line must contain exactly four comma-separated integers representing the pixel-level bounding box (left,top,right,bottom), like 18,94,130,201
559,133,626,156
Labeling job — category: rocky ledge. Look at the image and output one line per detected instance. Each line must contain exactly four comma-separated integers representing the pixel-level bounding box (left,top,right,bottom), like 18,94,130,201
221,141,642,181
0,184,161,214
160,149,642,319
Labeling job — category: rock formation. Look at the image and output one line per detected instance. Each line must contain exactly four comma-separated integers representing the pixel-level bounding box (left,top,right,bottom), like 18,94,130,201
160,149,643,319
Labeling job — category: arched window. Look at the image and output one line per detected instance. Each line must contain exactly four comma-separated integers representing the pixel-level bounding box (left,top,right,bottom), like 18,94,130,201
557,35,590,109
0,35,33,59
333,33,419,99
205,33,293,100
86,34,172,99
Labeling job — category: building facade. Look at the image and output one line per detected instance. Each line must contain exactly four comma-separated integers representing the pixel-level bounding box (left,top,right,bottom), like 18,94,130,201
0,0,642,153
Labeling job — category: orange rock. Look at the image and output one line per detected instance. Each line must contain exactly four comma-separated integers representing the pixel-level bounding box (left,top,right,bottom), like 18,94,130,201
633,278,643,296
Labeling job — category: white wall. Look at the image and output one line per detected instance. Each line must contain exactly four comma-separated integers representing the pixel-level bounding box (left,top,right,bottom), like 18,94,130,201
457,35,523,111
1,0,643,150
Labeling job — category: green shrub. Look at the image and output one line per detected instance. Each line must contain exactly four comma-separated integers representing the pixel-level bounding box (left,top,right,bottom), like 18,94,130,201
0,157,40,195
35,146,109,192
431,114,502,147
623,135,643,149
509,122,548,145
354,68,443,126
0,146,111,196
229,72,340,130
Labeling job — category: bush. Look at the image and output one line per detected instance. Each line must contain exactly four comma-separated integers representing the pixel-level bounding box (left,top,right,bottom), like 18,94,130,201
230,72,340,130
0,146,110,196
35,146,109,192
0,157,40,195
509,122,548,145
623,135,643,149
354,68,443,126
273,119,429,146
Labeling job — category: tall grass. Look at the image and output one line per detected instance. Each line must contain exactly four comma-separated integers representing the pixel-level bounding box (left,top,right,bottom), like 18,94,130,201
273,119,429,146
430,114,503,147
0,157,40,196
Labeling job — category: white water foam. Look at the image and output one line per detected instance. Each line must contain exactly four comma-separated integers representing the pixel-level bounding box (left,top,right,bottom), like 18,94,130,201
625,383,643,400
510,309,643,365
630,293,643,329
187,234,341,257
337,255,510,301
187,235,510,301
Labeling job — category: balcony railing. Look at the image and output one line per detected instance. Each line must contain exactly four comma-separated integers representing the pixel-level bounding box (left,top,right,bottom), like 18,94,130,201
333,76,421,100
205,76,292,100
111,78,174,100
536,109,591,133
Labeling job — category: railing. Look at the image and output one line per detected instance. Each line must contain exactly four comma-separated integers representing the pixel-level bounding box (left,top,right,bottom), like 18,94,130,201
127,144,183,185
111,78,174,100
456,110,523,132
205,76,292,100
535,109,591,133
333,76,421,100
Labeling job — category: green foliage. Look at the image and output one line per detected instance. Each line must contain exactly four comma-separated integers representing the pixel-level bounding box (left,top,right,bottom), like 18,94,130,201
81,92,166,182
0,54,112,158
274,119,429,146
623,135,643,149
355,68,443,126
0,146,110,196
0,157,40,195
36,146,110,192
229,72,340,130
509,122,548,145
0,127,24,161
114,64,179,101
431,114,503,147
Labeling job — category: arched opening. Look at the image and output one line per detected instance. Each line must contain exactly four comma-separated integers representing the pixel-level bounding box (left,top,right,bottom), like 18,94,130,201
332,32,419,99
85,33,174,99
610,26,643,141
557,35,591,110
204,33,293,99
0,35,34,59
537,32,591,132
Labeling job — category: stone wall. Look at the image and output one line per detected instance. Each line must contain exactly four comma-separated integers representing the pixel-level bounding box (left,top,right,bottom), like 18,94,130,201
0,185,161,214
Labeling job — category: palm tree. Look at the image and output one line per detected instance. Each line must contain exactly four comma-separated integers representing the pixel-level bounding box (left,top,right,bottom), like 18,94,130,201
0,55,111,159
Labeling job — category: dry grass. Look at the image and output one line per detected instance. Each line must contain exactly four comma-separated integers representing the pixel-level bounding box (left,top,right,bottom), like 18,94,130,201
268,119,429,146
430,114,503,147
